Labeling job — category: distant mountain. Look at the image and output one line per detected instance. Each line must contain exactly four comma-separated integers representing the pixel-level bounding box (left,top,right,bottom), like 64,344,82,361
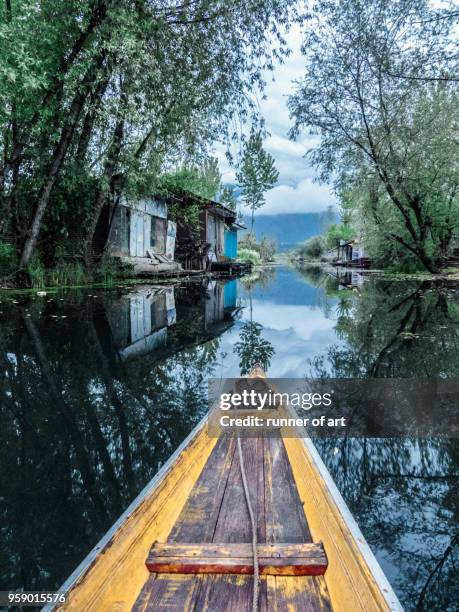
240,212,339,252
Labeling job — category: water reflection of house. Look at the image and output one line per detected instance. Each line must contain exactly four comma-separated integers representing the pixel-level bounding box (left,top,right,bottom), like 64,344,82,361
107,287,176,361
105,279,239,364
204,280,238,329
333,269,367,289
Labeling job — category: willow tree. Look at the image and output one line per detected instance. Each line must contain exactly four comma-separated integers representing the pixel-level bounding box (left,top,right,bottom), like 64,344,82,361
159,158,222,202
0,0,300,278
289,0,458,273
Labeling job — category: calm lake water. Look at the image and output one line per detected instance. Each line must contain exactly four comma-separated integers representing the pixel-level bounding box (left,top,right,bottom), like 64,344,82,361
0,265,457,610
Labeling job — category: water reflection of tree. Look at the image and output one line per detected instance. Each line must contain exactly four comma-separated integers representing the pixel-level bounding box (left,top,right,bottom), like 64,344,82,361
294,264,342,318
308,275,459,610
234,285,275,375
310,278,459,379
234,320,275,375
314,436,458,610
0,292,222,592
239,266,276,293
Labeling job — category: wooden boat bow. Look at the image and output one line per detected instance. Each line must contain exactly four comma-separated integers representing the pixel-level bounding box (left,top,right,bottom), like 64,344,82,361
46,370,403,611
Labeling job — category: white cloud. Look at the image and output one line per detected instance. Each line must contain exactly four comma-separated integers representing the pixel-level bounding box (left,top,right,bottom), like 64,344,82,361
215,24,337,215
253,179,337,215
265,134,306,158
249,301,336,340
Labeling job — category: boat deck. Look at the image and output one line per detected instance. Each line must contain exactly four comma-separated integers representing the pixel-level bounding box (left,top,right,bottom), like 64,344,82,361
133,434,332,611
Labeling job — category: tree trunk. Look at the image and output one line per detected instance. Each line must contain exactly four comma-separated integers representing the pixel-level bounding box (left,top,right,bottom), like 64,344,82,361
354,83,439,273
19,60,105,270
82,114,125,267
417,251,439,274
75,77,109,162
89,316,135,497
19,98,86,269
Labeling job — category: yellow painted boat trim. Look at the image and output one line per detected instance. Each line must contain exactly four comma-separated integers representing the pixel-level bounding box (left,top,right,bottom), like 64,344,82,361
284,435,402,611
45,416,217,612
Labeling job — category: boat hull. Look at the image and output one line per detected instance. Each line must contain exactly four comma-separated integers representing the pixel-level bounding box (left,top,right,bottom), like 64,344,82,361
47,397,402,611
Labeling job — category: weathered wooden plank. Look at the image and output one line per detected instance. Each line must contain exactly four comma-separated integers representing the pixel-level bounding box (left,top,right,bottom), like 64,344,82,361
190,574,258,612
213,436,266,543
146,557,327,577
149,542,327,559
264,435,311,543
132,574,200,611
273,576,333,612
259,577,269,612
146,543,327,576
261,434,332,610
256,435,267,543
168,435,235,543
187,437,265,609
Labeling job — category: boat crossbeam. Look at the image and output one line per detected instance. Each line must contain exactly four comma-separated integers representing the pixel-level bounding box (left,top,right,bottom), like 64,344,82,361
146,542,328,576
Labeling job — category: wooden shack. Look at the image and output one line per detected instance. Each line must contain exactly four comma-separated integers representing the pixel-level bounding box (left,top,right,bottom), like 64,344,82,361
171,191,243,271
96,198,176,262
95,190,247,275
336,239,370,268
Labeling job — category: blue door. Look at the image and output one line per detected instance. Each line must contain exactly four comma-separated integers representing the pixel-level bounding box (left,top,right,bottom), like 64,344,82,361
224,229,237,259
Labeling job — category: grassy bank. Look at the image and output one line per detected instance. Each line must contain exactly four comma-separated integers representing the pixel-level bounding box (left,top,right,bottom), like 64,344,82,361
0,255,135,290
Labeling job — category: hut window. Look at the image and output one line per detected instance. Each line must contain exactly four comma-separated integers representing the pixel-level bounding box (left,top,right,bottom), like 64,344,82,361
150,216,167,253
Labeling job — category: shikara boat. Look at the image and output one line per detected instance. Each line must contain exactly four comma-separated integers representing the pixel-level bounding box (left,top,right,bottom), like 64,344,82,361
46,370,402,611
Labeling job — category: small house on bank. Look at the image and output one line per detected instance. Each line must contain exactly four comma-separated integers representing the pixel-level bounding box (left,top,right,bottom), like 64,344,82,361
335,239,370,268
319,238,370,268
166,190,247,272
96,190,247,275
95,197,179,273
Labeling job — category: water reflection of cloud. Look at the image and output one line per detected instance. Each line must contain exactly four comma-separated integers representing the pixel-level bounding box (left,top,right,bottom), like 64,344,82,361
218,301,340,378
249,300,337,341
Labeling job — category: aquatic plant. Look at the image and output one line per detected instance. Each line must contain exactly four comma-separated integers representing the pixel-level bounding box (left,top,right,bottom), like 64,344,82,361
26,256,46,289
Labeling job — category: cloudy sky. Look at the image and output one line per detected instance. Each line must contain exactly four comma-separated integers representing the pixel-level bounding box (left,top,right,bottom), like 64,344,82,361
216,25,337,217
